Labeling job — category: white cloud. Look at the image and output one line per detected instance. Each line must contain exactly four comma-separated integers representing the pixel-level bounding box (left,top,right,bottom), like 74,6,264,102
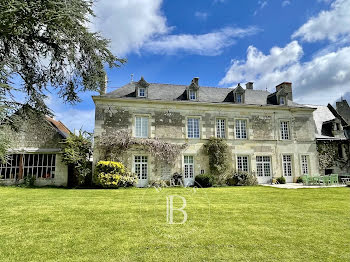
292,0,350,42
91,0,258,57
143,27,259,56
91,0,169,56
195,11,209,20
55,109,95,133
282,0,291,7
254,1,268,15
219,41,350,105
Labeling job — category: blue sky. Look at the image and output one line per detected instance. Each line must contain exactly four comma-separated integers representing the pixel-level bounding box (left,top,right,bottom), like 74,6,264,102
44,0,350,132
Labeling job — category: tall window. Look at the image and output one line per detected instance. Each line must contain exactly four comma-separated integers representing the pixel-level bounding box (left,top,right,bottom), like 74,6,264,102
237,156,249,172
134,156,148,180
0,154,56,180
301,155,309,175
187,118,200,138
280,121,290,140
256,156,271,177
135,116,149,138
282,155,292,177
189,90,197,100
236,94,242,103
280,96,286,105
184,156,194,179
216,119,226,138
138,88,146,97
235,119,247,139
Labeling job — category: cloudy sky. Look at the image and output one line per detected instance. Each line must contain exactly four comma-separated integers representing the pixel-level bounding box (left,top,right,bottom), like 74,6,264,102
49,0,350,132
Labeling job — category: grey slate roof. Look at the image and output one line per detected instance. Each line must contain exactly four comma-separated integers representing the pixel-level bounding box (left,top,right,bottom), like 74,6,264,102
100,82,306,107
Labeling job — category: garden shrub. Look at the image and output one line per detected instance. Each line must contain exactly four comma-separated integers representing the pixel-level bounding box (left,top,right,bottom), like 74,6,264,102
195,174,214,188
296,177,303,183
276,176,286,184
23,174,36,187
94,161,137,188
226,171,258,186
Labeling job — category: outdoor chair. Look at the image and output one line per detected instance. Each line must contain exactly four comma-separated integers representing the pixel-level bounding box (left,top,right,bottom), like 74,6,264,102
330,174,338,185
301,175,309,185
312,175,321,185
320,175,330,186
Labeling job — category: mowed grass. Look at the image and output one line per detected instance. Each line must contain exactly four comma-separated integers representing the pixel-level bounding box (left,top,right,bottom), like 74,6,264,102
0,186,349,262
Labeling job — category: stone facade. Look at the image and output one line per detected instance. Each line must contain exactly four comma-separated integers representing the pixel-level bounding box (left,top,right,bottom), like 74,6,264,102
93,80,319,186
1,111,69,186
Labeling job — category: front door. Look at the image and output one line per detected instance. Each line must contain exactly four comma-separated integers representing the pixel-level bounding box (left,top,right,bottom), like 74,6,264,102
282,155,293,183
183,156,194,186
135,156,148,187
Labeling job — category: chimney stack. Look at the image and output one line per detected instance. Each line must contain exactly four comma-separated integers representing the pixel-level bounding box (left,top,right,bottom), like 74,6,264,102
276,82,293,101
100,73,108,95
245,82,254,90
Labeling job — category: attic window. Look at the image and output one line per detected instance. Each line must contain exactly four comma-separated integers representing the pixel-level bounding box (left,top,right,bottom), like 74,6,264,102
189,90,197,100
280,96,286,105
138,88,146,97
236,94,242,103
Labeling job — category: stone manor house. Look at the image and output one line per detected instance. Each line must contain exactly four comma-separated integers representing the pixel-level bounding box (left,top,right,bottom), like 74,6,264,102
93,77,319,186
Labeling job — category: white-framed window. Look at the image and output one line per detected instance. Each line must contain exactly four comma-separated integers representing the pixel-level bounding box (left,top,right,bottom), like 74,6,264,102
135,116,149,138
184,156,194,179
0,154,56,180
256,156,271,177
235,119,247,139
189,90,197,100
282,155,292,177
134,156,148,180
280,96,286,105
301,155,309,175
237,156,249,172
236,94,242,103
187,118,200,138
216,119,226,138
280,121,290,140
138,88,146,97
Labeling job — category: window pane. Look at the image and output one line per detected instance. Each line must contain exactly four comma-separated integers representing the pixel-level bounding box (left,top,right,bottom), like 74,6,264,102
281,121,290,140
216,119,226,138
135,117,148,137
236,120,247,139
188,118,200,138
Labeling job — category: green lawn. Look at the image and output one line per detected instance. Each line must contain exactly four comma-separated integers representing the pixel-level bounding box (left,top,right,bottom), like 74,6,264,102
0,186,349,262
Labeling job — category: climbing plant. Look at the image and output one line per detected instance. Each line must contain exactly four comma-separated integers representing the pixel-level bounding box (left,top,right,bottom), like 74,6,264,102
204,137,231,183
97,129,187,164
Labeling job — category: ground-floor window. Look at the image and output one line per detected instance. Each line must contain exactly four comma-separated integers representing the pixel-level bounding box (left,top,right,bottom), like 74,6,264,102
0,154,56,180
256,156,271,177
282,155,292,177
301,155,309,175
134,156,148,180
184,156,194,179
237,156,249,172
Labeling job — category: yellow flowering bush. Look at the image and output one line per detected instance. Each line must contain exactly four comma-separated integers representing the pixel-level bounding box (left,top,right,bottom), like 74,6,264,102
95,161,137,188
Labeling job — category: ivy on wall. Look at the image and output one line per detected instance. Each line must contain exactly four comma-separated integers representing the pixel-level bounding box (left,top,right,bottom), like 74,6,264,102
204,137,231,183
97,129,187,164
317,141,350,171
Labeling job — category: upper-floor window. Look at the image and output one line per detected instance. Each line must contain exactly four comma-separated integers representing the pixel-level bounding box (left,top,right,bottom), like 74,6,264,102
187,118,200,138
236,94,242,103
216,119,226,138
280,96,286,105
138,88,146,97
135,116,149,138
235,119,247,139
280,121,290,140
189,90,197,100
237,156,249,172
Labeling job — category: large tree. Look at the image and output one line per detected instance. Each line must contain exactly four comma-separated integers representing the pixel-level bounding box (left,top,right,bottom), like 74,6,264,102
0,0,125,159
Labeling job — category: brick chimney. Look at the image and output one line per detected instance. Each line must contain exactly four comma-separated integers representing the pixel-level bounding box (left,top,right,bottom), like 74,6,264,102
193,77,199,86
276,82,293,101
245,82,254,90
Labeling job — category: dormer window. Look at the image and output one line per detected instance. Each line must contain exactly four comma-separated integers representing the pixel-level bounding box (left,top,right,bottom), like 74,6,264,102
189,90,197,100
236,94,242,103
139,88,146,97
280,96,286,105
